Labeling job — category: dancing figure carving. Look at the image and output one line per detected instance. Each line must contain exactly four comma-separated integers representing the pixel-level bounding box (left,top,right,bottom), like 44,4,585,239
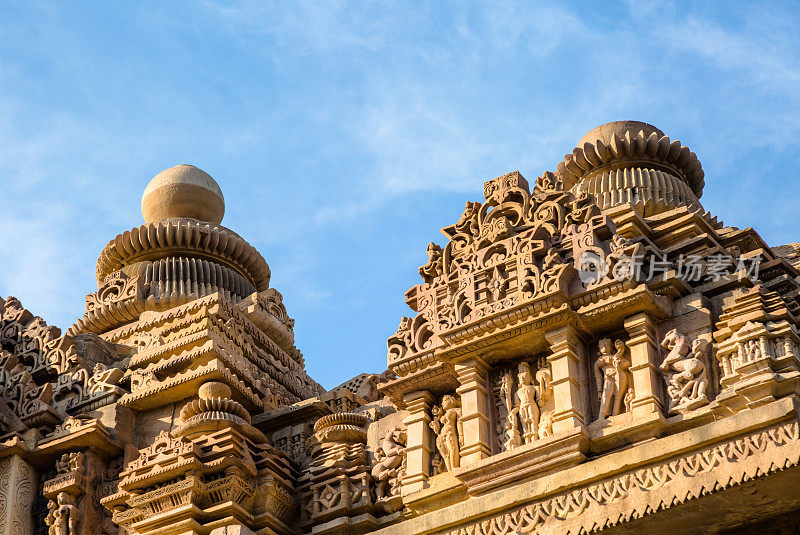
371,427,407,501
660,329,710,413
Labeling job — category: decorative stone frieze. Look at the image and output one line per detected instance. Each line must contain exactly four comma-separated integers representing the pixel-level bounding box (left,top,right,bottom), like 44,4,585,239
3,122,800,534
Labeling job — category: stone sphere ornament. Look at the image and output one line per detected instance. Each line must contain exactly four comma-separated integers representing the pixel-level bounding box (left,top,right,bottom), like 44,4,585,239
141,164,225,224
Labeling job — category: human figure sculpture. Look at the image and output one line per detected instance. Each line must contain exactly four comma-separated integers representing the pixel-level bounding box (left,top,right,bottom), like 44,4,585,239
45,499,57,535
500,371,522,450
515,361,541,443
594,338,631,420
501,362,554,449
454,201,480,236
419,242,443,284
503,406,523,450
371,427,407,500
55,452,83,474
67,451,84,472
660,329,709,411
430,394,463,472
535,367,553,438
624,388,635,414
51,492,77,535
537,410,554,439
55,453,70,474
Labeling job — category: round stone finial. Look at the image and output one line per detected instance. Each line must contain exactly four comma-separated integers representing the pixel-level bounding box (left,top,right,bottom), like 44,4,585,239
198,381,232,401
559,120,705,217
141,164,225,224
577,120,664,148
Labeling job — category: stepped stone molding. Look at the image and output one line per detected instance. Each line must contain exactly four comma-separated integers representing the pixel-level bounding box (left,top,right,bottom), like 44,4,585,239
73,257,258,334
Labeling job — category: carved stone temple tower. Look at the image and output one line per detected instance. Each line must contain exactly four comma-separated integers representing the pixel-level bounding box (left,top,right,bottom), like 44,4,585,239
1,121,800,535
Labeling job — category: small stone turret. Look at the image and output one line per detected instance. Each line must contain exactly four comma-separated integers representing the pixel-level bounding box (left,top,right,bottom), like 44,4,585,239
72,164,272,335
559,120,705,216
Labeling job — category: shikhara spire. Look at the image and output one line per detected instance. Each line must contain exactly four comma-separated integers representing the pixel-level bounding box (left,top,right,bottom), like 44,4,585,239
1,123,800,535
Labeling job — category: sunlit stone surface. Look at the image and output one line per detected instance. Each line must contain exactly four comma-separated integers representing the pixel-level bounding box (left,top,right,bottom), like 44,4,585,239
3,122,800,535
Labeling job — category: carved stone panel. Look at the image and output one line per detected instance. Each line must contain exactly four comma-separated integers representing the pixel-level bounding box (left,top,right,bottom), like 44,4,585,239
0,455,36,535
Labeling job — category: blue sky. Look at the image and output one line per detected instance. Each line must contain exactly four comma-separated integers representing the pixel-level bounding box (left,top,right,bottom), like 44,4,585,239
1,1,799,389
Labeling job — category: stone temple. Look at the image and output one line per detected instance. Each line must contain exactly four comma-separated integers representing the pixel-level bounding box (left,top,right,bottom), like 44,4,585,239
2,121,800,535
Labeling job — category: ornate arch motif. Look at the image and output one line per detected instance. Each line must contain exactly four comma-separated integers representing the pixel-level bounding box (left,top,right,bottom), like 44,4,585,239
386,170,664,378
0,296,128,432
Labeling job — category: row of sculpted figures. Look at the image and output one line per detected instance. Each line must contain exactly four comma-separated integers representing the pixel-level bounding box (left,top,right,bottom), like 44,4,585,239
421,326,718,475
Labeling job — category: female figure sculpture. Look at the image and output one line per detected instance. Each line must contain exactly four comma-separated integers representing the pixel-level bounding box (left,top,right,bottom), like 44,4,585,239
594,338,631,420
515,361,541,443
430,394,463,472
49,492,76,535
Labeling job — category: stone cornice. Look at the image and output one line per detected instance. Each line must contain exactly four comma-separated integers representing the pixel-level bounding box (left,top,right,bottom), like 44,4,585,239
376,397,800,535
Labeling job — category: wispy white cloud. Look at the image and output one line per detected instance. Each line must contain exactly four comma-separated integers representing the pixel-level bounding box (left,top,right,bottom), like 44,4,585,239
3,1,800,386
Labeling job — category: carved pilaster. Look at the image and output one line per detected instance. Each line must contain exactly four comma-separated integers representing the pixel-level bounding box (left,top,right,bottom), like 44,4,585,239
0,455,36,535
303,412,375,532
402,390,435,495
545,325,586,433
624,313,664,418
454,357,491,466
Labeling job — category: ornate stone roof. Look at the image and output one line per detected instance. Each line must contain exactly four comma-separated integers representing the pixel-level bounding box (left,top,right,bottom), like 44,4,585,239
77,166,273,335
